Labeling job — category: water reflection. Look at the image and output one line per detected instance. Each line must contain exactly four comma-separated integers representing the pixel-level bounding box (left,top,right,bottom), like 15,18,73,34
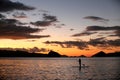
0,58,120,80
79,66,81,72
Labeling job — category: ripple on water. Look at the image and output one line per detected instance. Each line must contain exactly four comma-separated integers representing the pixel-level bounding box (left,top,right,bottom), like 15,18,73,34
0,58,120,80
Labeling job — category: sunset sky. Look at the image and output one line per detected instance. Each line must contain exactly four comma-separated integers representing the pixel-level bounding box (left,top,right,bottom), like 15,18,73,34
0,0,120,56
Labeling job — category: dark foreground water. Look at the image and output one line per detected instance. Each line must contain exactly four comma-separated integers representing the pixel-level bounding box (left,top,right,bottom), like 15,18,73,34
0,57,120,80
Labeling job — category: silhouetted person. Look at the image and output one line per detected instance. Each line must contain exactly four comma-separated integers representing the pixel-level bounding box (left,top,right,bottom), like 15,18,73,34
79,58,81,69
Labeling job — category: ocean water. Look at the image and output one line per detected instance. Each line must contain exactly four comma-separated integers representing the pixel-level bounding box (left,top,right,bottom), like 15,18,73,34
0,57,120,80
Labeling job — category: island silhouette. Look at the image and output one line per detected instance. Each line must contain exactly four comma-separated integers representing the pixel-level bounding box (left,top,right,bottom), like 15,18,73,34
0,50,120,57
0,50,63,57
91,51,120,57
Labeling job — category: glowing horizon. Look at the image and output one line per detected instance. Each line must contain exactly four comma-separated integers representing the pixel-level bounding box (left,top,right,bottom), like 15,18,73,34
0,0,120,57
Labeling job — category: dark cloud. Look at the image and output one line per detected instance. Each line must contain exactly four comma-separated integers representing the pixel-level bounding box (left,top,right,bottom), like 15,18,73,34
72,31,97,37
30,21,52,27
88,38,120,49
0,18,23,25
0,47,28,51
13,12,27,18
44,38,120,50
0,25,50,39
44,40,88,50
30,14,58,27
0,0,35,12
0,19,50,39
43,14,57,22
0,47,49,53
86,26,120,37
107,39,120,46
0,18,28,26
71,26,120,37
84,16,109,22
89,37,107,47
86,26,120,31
0,0,51,40
29,47,49,53
0,14,5,19
44,41,66,48
114,30,120,37
99,32,113,35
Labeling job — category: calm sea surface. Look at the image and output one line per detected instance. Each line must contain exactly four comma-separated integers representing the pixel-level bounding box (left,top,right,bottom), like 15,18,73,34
0,57,120,80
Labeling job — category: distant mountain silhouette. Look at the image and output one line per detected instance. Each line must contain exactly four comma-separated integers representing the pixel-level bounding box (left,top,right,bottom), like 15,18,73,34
1,50,120,57
0,50,62,57
79,55,86,57
48,50,61,57
92,51,106,57
92,51,120,57
106,52,120,57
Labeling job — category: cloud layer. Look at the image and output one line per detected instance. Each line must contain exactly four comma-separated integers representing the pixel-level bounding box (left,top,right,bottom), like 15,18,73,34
44,38,120,50
72,26,120,37
86,26,120,31
0,0,35,12
0,14,5,19
72,31,96,37
13,12,27,18
84,16,109,22
30,13,58,27
29,47,49,53
0,0,51,39
0,47,49,53
44,40,88,50
0,18,50,39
